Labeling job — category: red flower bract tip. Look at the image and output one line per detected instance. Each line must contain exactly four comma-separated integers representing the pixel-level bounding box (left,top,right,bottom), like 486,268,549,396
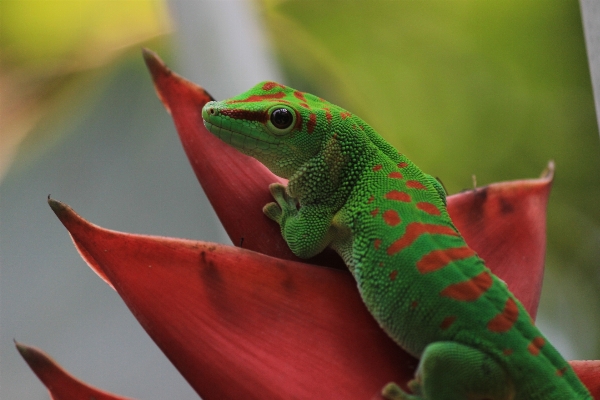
16,341,135,400
48,197,114,289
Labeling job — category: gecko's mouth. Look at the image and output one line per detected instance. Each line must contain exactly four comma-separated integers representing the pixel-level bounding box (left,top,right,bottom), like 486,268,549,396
203,119,280,152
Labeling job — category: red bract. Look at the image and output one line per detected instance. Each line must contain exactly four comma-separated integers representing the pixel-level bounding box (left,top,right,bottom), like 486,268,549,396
15,341,134,400
18,49,600,399
48,198,414,399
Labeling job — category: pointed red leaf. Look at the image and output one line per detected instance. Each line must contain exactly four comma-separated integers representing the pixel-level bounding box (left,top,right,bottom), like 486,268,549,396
49,198,416,400
570,360,600,399
15,341,135,400
446,163,554,318
142,49,345,269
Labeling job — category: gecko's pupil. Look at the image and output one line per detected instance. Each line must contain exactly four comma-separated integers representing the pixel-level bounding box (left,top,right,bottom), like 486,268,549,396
270,108,293,129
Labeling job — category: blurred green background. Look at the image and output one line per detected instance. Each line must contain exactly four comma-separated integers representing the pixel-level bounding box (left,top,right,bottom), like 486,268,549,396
1,1,598,399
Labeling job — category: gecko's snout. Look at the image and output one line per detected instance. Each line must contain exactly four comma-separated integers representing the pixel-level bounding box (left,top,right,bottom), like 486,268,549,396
201,101,219,122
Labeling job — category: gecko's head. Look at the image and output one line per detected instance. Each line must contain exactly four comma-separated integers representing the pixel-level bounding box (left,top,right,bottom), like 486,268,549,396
202,81,337,178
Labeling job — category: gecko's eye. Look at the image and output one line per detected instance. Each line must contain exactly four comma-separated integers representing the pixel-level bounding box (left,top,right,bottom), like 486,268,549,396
266,106,296,135
270,108,293,129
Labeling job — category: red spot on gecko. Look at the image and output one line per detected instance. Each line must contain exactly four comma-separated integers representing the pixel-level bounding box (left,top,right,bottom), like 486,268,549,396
398,162,408,168
307,113,317,134
387,223,458,256
503,349,514,356
406,180,427,190
325,108,332,123
487,297,519,333
440,316,457,330
440,271,492,301
389,270,398,281
416,202,441,216
262,82,285,91
367,195,375,204
374,239,382,250
378,262,384,267
556,367,568,377
293,90,307,102
410,301,419,309
388,171,403,179
383,210,401,226
528,337,545,356
231,92,287,103
370,208,379,217
416,246,477,274
372,164,383,172
385,190,411,202
340,111,352,119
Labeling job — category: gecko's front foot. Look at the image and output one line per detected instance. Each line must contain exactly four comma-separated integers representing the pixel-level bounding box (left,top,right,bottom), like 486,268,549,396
263,183,298,225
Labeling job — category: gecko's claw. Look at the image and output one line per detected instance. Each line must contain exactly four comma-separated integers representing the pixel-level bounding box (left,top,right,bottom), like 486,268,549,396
382,382,417,400
263,202,282,223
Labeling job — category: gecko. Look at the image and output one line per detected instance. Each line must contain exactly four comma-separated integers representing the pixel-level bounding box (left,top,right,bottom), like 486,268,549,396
201,81,592,399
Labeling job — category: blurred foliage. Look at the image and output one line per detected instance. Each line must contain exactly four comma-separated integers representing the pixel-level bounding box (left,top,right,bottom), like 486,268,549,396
0,0,171,180
260,0,600,357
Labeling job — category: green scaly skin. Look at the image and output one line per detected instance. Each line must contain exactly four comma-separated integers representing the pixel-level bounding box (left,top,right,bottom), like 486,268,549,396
201,81,591,400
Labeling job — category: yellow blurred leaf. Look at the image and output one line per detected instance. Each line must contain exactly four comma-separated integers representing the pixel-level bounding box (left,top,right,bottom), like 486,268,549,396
0,0,171,180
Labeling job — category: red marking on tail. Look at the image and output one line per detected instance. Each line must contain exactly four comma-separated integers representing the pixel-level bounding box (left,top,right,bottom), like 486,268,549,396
503,349,514,356
370,208,379,217
389,270,398,281
487,297,519,333
406,180,427,190
440,271,492,301
372,164,383,172
231,92,287,103
383,210,401,226
340,111,352,119
388,171,403,179
262,82,285,91
367,195,375,204
374,239,382,250
398,162,408,168
385,190,411,202
528,337,545,356
387,223,458,256
410,301,419,309
307,113,317,133
440,315,457,330
416,246,477,274
293,91,307,102
416,202,441,215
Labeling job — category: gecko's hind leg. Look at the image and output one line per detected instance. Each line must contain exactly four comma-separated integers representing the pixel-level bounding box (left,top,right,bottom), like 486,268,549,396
382,342,513,400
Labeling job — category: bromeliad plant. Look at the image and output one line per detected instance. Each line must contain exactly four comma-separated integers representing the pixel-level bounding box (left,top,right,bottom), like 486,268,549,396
17,50,600,400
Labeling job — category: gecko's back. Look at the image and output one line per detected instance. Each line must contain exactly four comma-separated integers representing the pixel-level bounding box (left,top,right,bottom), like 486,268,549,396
341,138,587,399
202,81,592,399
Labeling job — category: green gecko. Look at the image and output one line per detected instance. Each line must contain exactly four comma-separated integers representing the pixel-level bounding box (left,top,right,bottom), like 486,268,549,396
201,81,591,400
